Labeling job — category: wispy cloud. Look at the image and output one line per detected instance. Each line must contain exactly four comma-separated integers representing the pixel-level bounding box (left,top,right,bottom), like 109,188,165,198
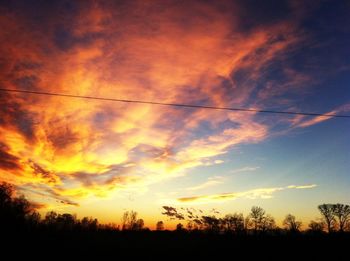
177,184,317,203
287,184,317,189
230,166,260,174
186,176,224,191
291,104,350,128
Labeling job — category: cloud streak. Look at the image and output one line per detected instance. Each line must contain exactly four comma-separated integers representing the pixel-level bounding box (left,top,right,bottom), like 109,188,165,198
186,176,224,191
230,166,260,174
177,184,317,203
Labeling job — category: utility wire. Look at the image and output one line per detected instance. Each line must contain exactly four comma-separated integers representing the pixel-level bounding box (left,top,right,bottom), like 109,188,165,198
0,88,349,118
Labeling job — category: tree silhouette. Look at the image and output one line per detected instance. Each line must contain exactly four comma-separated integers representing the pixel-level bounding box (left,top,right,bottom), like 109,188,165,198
260,214,275,232
308,220,324,233
222,213,245,233
318,204,336,233
332,204,350,232
0,182,35,229
156,221,164,231
135,218,144,230
248,206,275,233
176,223,184,231
56,213,77,230
201,215,220,233
0,182,13,208
44,211,58,226
81,216,98,231
121,210,138,230
283,214,302,232
249,206,265,233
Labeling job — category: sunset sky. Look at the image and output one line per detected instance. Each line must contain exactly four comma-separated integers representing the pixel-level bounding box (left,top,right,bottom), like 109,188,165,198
0,0,349,229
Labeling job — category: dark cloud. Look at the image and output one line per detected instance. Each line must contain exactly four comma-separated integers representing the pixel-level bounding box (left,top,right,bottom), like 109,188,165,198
237,0,291,32
0,142,21,170
19,184,79,207
177,196,200,203
30,201,47,209
28,160,57,183
70,162,136,188
0,95,37,141
59,199,79,206
12,75,39,90
46,125,78,150
1,0,80,33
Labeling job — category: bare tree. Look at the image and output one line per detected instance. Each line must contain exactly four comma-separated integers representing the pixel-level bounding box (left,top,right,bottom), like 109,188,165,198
261,214,276,232
201,215,220,232
121,210,138,230
283,214,302,232
249,206,265,232
156,221,164,231
332,203,350,232
222,213,244,233
308,220,324,233
318,204,335,233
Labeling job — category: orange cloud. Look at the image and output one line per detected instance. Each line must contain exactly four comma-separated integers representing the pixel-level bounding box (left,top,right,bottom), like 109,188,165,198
0,1,324,207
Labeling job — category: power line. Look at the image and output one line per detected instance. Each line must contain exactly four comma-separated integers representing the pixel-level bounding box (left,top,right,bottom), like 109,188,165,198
0,88,349,118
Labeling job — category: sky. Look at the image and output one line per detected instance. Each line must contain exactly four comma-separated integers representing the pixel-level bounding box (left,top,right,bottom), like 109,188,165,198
0,0,349,229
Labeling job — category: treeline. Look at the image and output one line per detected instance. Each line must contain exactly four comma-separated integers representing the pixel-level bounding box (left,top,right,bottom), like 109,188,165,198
160,204,350,234
1,182,350,235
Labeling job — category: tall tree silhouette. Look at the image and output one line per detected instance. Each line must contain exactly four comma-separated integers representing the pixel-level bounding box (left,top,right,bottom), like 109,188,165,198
332,204,350,232
248,206,275,233
249,206,265,233
121,210,138,230
318,204,336,233
0,182,35,229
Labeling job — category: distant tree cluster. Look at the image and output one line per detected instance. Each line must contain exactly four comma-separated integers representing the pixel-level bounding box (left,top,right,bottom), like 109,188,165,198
0,182,117,233
121,210,145,231
161,204,350,234
0,182,36,229
43,211,101,232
